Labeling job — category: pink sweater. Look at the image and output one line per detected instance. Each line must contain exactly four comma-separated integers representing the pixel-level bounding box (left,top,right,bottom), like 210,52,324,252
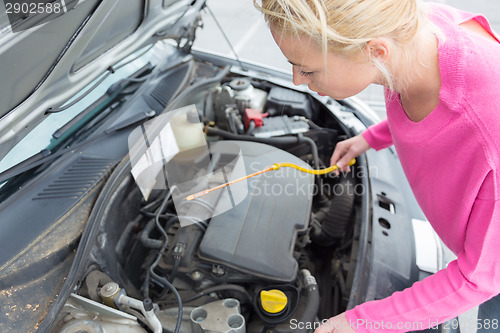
345,3,500,332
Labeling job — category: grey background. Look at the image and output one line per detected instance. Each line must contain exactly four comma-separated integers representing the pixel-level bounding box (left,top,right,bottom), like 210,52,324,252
193,0,500,118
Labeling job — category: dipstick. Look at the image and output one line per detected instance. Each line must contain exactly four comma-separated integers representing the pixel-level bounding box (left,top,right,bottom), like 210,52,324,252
185,158,356,201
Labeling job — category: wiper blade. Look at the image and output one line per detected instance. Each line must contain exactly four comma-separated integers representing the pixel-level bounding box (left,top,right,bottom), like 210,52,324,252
52,92,117,140
0,110,156,184
0,149,51,183
0,63,156,184
50,64,153,145
105,110,156,134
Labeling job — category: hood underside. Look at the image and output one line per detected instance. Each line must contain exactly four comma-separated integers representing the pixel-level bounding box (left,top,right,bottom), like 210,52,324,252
0,0,204,160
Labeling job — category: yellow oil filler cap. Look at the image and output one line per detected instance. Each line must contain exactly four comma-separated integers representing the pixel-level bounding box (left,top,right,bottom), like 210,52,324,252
260,289,288,314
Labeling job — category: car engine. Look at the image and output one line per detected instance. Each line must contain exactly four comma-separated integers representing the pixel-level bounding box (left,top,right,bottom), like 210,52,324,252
50,64,360,333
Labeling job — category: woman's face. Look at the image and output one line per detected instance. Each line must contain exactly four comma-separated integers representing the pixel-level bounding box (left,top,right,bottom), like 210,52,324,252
271,29,381,99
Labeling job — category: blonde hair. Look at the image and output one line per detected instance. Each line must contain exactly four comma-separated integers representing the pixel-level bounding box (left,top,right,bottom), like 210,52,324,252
254,0,435,91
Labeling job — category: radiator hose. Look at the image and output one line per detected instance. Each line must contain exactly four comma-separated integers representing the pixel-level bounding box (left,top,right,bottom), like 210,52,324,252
297,269,320,333
311,174,356,246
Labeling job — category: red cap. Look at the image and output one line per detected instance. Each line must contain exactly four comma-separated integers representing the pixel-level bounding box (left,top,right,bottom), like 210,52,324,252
244,108,266,129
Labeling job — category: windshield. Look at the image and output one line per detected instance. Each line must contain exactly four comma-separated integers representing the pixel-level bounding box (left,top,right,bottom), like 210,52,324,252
0,0,143,116
0,42,167,179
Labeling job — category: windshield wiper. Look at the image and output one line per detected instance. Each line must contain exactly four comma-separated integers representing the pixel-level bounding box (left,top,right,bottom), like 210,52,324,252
0,149,52,183
0,109,156,184
0,63,155,185
52,87,120,140
49,64,153,146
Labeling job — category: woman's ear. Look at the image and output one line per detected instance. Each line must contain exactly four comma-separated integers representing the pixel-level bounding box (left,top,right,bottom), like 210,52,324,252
365,38,390,61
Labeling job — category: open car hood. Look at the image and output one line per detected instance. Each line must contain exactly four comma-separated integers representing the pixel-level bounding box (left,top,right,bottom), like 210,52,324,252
0,0,205,160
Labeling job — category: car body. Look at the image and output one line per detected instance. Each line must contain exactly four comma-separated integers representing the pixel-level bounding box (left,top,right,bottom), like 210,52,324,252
0,1,453,332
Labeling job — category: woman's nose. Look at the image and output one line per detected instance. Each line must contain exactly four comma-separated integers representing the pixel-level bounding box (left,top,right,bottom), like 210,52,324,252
292,67,312,86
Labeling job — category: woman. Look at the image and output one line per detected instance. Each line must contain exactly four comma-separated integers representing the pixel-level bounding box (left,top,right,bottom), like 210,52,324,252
254,0,500,332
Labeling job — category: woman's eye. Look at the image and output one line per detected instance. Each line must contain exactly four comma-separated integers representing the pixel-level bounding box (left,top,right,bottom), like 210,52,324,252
300,70,313,77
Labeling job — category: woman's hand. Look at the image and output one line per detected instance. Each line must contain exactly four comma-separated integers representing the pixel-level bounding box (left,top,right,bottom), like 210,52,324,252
330,134,371,172
315,313,356,333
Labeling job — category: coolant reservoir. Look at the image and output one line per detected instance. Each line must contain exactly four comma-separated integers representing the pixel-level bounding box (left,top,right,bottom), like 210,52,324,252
229,78,267,111
171,108,205,151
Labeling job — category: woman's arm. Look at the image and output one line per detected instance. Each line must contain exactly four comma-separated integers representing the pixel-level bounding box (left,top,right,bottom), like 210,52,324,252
361,119,393,151
330,119,392,171
318,172,500,333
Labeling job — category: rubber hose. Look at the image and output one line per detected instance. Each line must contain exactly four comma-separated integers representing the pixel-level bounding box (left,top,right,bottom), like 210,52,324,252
183,284,253,304
297,270,320,333
140,218,164,249
206,127,320,168
167,66,230,110
246,120,256,135
207,127,299,144
228,111,238,134
298,134,320,169
322,175,356,240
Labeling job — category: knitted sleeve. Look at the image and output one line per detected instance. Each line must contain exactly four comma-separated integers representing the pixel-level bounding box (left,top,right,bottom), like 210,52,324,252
344,173,500,332
362,119,393,151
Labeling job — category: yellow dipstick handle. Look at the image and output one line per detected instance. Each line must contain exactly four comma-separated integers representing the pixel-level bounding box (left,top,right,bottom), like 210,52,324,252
185,158,356,201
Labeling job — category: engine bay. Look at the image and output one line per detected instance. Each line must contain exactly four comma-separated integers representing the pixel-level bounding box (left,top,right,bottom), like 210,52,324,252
49,58,363,333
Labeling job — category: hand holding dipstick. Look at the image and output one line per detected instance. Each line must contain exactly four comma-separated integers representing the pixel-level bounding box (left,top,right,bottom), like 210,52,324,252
185,158,356,201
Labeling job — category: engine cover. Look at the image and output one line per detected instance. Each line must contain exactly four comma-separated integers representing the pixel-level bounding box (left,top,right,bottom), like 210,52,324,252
198,141,313,282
